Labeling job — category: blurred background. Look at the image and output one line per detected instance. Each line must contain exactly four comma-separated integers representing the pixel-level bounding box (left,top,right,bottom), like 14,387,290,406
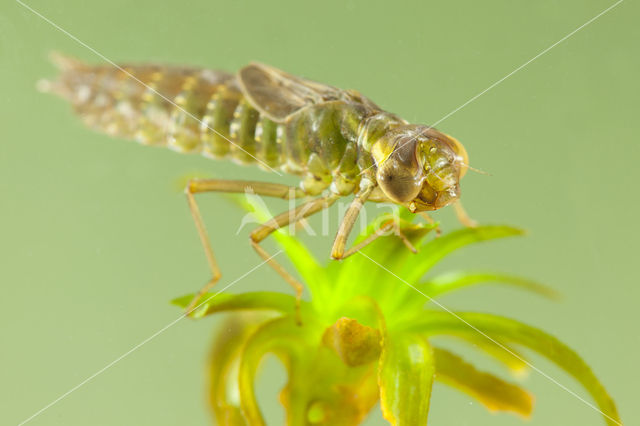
1,1,638,425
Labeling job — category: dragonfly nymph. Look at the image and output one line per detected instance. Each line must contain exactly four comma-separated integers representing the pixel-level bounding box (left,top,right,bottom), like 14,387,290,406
41,53,474,317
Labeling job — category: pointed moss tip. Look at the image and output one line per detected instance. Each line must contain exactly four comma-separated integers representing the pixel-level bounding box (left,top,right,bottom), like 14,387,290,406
170,294,193,308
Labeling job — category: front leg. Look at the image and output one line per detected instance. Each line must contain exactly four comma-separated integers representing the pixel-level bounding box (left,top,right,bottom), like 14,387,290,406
331,183,375,259
453,199,478,228
331,182,424,260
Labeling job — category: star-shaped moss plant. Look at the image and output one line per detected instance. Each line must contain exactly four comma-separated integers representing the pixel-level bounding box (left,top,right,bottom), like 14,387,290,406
174,203,621,426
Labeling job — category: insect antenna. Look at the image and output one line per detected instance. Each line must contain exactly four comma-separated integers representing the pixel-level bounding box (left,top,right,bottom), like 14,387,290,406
458,160,492,176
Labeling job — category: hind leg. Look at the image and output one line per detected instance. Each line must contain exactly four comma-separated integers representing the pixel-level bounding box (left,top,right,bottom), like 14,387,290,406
250,193,339,324
184,179,305,314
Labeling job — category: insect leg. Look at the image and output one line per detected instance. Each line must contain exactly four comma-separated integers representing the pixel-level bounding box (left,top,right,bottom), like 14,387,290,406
330,183,376,259
250,193,339,324
335,219,404,258
418,212,442,237
453,200,478,228
184,179,305,315
332,210,420,259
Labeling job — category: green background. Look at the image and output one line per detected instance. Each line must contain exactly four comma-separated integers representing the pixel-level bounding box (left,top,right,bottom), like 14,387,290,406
1,0,638,425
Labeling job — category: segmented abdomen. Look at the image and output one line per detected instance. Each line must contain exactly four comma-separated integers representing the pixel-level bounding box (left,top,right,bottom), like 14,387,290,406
46,59,282,167
44,56,371,194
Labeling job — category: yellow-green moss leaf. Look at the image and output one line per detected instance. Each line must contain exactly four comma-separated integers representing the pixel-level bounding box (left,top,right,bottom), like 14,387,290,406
433,347,534,417
401,226,525,283
407,312,622,426
379,332,435,425
171,291,297,318
209,314,272,425
449,335,530,377
421,270,559,299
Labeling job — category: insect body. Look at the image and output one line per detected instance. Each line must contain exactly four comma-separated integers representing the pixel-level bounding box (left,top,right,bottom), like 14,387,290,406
42,54,471,317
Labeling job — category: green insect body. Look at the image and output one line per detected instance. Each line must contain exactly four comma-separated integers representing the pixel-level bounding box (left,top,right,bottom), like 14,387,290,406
42,53,475,318
42,55,468,209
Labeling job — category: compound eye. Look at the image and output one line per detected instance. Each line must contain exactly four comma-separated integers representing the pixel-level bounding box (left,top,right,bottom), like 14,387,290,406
443,134,468,178
377,159,422,203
